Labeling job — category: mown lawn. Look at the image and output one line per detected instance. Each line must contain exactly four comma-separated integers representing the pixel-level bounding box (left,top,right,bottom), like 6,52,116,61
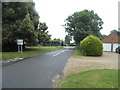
2,46,63,60
59,69,118,88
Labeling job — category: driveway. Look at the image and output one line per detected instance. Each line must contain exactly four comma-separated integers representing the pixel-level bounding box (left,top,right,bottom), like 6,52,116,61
2,46,74,88
64,52,118,76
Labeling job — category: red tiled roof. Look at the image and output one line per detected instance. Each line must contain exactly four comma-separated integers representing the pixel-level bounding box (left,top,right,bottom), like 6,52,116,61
102,33,120,43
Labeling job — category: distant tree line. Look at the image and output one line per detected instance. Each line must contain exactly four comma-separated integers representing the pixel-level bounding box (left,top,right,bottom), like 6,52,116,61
2,2,51,51
110,29,120,36
43,38,64,46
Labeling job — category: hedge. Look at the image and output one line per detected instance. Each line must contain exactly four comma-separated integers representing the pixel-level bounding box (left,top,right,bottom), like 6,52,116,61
80,35,103,56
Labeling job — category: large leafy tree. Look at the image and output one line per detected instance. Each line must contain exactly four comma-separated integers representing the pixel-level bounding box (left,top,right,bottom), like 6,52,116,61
12,14,38,44
64,10,104,44
2,2,29,51
2,2,51,51
37,22,51,45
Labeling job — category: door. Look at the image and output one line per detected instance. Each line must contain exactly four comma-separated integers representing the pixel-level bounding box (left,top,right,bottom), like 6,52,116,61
103,43,111,51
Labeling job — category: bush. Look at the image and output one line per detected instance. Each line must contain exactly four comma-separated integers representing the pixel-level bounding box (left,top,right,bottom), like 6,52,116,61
80,35,103,56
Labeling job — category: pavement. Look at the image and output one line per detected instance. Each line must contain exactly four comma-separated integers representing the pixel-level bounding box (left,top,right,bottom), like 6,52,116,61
2,46,74,88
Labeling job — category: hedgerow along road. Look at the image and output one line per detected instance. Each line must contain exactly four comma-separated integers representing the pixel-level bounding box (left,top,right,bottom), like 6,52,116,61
2,46,75,88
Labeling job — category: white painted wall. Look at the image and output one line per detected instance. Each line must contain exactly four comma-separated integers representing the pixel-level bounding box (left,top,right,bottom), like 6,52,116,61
103,43,120,52
103,43,111,51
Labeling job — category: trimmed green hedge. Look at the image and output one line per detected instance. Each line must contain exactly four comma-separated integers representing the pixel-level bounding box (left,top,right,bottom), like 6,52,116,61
80,35,103,56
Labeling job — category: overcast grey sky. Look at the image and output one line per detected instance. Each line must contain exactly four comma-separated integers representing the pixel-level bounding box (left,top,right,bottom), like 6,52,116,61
33,0,119,40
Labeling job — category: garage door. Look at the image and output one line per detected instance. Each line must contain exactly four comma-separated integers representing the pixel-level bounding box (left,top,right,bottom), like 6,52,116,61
113,43,120,52
103,43,111,51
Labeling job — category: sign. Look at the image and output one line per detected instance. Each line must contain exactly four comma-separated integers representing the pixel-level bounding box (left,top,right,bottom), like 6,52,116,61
17,39,23,45
17,39,23,53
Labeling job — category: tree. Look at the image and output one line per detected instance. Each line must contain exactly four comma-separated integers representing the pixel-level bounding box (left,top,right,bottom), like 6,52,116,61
2,2,51,51
110,29,118,34
39,22,48,32
37,22,51,45
101,34,107,39
2,2,30,51
65,35,71,45
110,29,120,36
61,40,64,46
14,14,38,45
64,10,104,44
53,38,61,41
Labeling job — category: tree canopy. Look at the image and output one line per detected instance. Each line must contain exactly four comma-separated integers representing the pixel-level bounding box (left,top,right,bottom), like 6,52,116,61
110,29,120,36
65,35,71,45
110,29,119,33
64,9,104,44
2,2,51,51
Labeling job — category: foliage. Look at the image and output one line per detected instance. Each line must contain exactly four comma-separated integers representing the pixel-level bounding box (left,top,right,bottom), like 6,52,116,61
2,2,51,51
38,22,48,32
110,29,119,34
100,34,107,39
73,48,82,56
49,40,60,42
14,14,38,44
64,10,104,44
80,35,103,56
49,38,61,42
61,41,64,46
65,35,71,45
110,29,120,36
37,23,51,45
59,69,118,88
37,22,51,44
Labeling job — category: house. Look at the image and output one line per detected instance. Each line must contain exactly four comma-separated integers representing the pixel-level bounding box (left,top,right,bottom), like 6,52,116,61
102,33,120,52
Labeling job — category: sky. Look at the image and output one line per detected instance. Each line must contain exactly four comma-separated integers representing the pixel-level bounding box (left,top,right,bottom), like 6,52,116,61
33,0,119,40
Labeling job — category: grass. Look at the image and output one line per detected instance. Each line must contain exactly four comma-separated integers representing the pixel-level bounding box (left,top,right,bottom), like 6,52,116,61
59,69,118,88
73,48,82,56
2,46,63,60
73,45,83,56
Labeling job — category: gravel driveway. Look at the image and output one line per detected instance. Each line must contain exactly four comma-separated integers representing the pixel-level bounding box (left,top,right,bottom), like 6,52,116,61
64,52,119,76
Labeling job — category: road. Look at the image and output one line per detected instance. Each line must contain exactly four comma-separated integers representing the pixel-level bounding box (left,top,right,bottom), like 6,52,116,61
2,46,74,88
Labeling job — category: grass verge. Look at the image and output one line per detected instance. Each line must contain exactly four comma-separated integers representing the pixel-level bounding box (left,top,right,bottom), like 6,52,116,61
2,46,63,60
73,48,82,56
73,45,83,56
59,69,118,88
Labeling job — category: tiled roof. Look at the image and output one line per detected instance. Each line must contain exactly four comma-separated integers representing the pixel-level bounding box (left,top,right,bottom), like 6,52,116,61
102,33,120,43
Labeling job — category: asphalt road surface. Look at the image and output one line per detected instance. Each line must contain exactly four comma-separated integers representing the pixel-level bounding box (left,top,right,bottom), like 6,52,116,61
2,46,74,88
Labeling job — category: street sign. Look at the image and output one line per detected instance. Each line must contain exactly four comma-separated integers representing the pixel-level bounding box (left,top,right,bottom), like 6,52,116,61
17,39,23,53
17,39,23,45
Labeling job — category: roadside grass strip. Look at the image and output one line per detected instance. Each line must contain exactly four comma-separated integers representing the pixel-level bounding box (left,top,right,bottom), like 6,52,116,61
59,69,118,88
2,46,63,60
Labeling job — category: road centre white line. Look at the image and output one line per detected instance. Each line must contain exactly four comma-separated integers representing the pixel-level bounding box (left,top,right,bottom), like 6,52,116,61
53,53,60,57
52,49,68,57
60,50,65,53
